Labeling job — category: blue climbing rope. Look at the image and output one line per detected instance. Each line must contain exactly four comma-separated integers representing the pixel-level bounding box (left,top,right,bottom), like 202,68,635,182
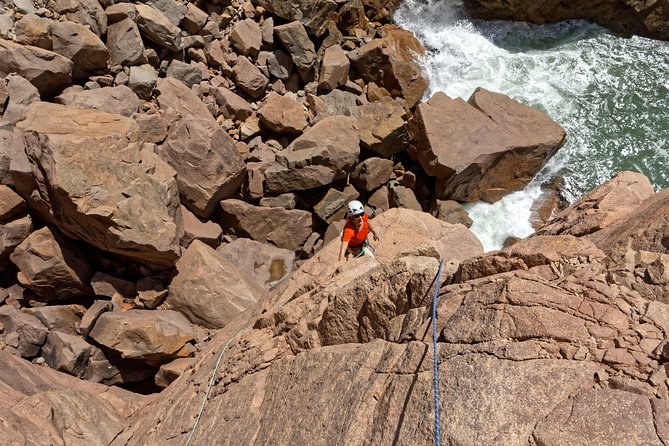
432,259,444,446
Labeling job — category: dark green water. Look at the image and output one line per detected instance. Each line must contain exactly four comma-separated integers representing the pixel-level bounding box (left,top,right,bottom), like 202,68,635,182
395,0,669,249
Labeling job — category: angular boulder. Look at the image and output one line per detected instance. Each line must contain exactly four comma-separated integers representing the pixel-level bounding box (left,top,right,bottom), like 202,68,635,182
88,309,195,364
355,97,409,157
217,238,296,289
347,26,428,109
50,20,108,81
106,17,147,66
218,199,313,252
10,226,93,301
538,171,656,237
589,186,669,256
258,91,307,134
264,116,360,193
16,102,182,268
411,89,565,203
56,85,141,117
158,114,246,217
252,0,337,36
135,3,181,51
166,240,266,328
0,38,72,96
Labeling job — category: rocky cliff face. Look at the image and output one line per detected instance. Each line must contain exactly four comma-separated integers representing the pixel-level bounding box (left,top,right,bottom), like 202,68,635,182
1,0,668,444
4,172,669,445
463,0,669,40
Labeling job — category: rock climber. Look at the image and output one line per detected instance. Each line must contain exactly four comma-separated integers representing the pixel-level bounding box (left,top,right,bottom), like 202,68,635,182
338,200,380,262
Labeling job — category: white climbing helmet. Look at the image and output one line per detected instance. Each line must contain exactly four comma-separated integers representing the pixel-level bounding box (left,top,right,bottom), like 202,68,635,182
347,200,364,217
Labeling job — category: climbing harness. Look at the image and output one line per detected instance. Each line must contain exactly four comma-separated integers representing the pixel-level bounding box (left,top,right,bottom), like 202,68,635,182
349,239,375,258
432,259,444,446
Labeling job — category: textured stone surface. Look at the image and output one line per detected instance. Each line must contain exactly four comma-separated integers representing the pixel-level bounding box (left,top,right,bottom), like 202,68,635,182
16,102,183,268
166,240,266,328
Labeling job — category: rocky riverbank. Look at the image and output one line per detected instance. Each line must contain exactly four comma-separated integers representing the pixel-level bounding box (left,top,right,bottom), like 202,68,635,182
1,0,669,444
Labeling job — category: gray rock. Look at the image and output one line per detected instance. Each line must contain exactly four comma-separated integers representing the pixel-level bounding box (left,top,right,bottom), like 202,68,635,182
0,305,47,357
274,20,316,82
135,3,182,51
128,64,158,100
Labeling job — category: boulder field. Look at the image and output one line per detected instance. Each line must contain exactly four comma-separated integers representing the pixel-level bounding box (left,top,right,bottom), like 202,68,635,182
0,0,668,444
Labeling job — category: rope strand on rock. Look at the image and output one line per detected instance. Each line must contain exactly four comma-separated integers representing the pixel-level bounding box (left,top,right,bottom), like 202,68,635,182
184,325,250,446
432,259,444,446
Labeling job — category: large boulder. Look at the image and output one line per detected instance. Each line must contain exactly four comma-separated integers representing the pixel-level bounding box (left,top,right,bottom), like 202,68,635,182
258,92,308,134
347,26,428,109
0,38,72,96
264,116,360,193
166,240,266,328
135,3,182,51
217,238,296,290
355,97,409,157
15,102,183,268
411,88,565,203
589,186,669,256
52,0,107,37
274,20,316,82
158,114,246,217
0,347,137,444
218,199,313,252
105,17,147,66
88,310,195,364
50,20,108,81
56,85,141,117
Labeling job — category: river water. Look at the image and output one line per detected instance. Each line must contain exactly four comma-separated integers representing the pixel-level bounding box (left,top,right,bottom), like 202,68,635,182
394,0,669,251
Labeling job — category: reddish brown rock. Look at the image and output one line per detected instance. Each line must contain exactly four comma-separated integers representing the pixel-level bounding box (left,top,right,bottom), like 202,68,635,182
589,187,669,256
158,114,246,217
318,44,349,92
463,0,669,41
217,238,296,289
264,116,360,193
351,157,394,192
50,20,108,81
0,38,72,96
347,26,428,109
16,102,183,268
219,199,313,252
412,89,565,203
10,226,93,301
56,85,141,117
88,309,195,363
166,240,265,328
355,96,409,157
258,92,308,134
538,171,656,237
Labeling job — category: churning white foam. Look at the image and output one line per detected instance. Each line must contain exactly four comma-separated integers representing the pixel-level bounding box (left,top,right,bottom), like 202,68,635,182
395,0,669,251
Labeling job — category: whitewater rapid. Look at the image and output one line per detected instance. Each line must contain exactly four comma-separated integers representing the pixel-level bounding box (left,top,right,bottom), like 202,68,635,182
394,0,669,251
